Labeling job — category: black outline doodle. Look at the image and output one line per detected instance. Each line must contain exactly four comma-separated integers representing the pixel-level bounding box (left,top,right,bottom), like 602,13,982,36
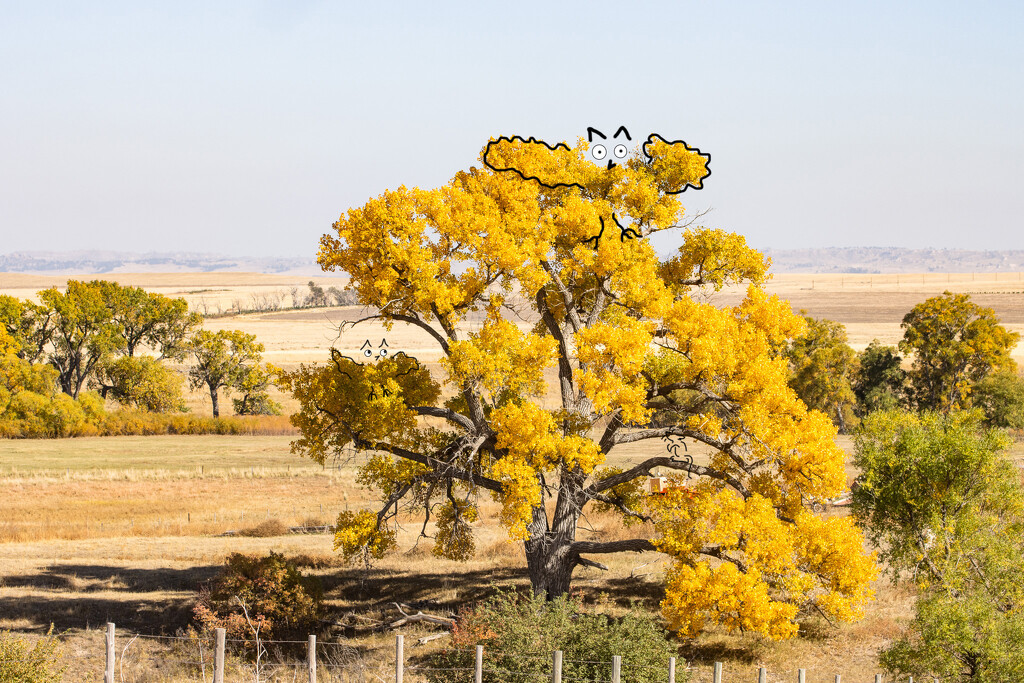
641,133,712,194
482,128,711,249
661,434,693,480
482,136,585,191
329,342,424,400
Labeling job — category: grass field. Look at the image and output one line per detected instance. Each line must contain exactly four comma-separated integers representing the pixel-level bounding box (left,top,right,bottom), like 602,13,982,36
0,432,917,682
2,270,1024,680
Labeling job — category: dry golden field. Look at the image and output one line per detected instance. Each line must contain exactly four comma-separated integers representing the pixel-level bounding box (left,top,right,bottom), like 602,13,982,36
2,270,1024,680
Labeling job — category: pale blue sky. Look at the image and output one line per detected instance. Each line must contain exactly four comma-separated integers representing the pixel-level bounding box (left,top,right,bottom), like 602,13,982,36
1,1,1021,257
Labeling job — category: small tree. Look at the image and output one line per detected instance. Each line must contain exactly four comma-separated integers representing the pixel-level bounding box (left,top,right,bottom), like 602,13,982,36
853,340,907,415
193,552,324,641
95,355,187,413
38,280,120,398
187,330,266,417
786,314,858,432
854,410,1024,681
900,292,1019,412
231,362,282,415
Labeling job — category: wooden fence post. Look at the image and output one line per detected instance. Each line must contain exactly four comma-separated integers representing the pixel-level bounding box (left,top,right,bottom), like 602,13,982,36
395,634,404,683
308,634,317,683
668,656,676,683
875,676,882,683
759,667,767,683
104,623,114,683
475,644,483,683
214,628,225,683
611,655,621,683
798,669,806,683
552,649,562,683
713,661,722,683
835,675,841,683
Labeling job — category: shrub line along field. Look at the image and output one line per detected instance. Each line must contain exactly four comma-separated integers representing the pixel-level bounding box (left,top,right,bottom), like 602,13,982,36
2,271,1024,680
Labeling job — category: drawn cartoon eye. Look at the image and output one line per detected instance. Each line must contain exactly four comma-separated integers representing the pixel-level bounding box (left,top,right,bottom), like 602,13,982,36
591,144,607,160
614,144,628,159
363,349,373,358
378,349,388,358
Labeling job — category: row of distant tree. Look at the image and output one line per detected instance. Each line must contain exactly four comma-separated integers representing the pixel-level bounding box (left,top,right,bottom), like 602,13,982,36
197,280,360,316
781,291,1022,432
0,281,280,437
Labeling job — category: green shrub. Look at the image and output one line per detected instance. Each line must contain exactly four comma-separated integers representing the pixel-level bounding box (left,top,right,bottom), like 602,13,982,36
0,627,67,683
193,552,324,642
428,589,681,683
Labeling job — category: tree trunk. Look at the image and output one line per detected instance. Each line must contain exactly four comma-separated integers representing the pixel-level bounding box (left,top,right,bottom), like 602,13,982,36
210,385,220,417
524,470,586,600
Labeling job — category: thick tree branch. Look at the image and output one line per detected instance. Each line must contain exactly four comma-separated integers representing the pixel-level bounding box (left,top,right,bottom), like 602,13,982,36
340,313,450,354
411,405,474,432
587,454,750,498
353,436,504,494
569,538,658,555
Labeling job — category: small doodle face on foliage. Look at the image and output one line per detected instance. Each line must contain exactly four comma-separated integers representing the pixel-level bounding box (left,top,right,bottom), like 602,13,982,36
587,125,634,170
360,338,390,361
483,126,711,248
329,339,423,400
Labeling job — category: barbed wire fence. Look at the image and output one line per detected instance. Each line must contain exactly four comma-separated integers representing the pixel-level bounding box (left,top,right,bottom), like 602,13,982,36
2,624,932,682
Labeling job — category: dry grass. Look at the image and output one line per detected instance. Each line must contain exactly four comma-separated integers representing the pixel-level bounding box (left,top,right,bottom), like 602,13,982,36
0,431,921,682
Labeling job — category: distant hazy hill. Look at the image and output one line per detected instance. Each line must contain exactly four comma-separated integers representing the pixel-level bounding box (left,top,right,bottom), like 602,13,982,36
0,251,319,275
761,247,1024,274
3,248,1024,275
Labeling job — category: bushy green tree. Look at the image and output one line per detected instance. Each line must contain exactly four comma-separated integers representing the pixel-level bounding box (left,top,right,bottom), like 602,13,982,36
900,292,1019,412
853,341,907,415
786,314,858,432
854,410,1024,681
971,369,1024,429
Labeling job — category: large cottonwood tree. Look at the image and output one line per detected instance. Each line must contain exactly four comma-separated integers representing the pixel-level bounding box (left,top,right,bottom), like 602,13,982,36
286,134,876,639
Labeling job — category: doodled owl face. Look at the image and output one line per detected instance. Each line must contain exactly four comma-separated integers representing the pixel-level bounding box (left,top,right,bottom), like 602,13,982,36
587,125,633,170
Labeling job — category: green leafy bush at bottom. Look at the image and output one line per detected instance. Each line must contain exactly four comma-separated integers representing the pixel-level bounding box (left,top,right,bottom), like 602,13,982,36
0,627,67,683
427,589,682,683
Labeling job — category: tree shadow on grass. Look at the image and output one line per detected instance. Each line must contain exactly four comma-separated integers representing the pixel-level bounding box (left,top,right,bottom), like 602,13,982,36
1,562,532,633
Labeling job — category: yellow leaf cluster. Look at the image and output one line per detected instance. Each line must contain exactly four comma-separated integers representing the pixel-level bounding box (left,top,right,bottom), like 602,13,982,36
433,499,479,561
333,510,396,563
443,313,556,401
654,491,877,638
490,402,603,539
577,315,657,424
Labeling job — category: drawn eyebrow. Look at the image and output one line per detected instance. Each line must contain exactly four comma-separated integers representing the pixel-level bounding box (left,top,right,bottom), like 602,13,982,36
587,127,606,142
613,126,631,141
360,340,372,350
378,338,389,347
